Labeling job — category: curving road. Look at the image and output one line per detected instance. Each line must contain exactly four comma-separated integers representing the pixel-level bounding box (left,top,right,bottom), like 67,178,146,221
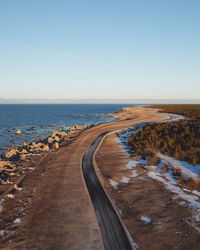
82,131,133,250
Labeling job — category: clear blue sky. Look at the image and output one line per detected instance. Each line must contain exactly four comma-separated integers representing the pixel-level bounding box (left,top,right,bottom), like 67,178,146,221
0,0,200,103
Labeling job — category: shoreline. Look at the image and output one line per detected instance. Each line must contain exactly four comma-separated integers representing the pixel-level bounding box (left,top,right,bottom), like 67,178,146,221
0,106,172,249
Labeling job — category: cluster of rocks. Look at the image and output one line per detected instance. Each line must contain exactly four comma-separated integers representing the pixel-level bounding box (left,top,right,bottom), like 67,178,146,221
0,124,91,186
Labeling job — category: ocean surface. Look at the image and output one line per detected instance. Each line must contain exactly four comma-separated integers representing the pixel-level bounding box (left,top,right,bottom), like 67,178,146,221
0,104,136,154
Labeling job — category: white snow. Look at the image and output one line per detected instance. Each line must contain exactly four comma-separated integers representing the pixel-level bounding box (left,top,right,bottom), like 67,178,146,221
131,170,138,178
157,152,200,181
147,170,200,230
121,177,130,184
109,179,118,189
179,201,187,207
139,177,148,181
140,215,152,224
163,114,185,123
126,160,138,169
13,218,21,224
192,190,200,197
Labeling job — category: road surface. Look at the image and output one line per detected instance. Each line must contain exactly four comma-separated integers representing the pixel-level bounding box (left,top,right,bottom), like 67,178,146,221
82,131,133,250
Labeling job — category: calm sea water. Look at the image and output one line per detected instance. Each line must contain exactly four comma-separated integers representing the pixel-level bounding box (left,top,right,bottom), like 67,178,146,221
0,104,136,153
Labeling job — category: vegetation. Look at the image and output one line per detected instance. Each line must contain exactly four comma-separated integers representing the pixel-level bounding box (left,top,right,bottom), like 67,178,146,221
128,105,200,165
149,104,200,120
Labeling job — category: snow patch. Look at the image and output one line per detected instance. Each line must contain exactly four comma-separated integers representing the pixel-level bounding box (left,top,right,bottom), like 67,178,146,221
121,177,130,184
0,231,4,237
131,170,138,178
13,218,21,224
109,179,118,189
147,170,200,230
157,152,200,181
139,177,148,181
179,201,187,207
192,190,200,197
140,215,152,224
126,160,138,169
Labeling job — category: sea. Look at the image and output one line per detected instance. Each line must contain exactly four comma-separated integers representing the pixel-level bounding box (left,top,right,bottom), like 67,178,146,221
0,104,137,155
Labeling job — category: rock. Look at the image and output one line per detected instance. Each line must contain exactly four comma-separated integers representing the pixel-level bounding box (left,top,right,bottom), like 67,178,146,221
20,149,28,154
0,147,8,151
51,130,58,137
53,142,59,149
42,145,49,151
0,161,14,169
70,125,76,131
6,193,15,199
52,130,68,138
14,130,21,135
23,142,28,146
14,184,22,191
48,137,54,144
48,136,60,144
5,149,20,160
29,142,43,152
54,136,60,142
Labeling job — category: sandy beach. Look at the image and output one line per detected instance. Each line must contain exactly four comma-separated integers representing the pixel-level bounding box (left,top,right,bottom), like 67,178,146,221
0,106,198,249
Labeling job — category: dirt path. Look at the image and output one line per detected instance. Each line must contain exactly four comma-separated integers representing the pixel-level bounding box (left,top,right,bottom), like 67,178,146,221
0,106,169,249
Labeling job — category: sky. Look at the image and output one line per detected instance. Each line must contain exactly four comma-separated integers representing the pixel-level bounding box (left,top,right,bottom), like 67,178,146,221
0,0,200,103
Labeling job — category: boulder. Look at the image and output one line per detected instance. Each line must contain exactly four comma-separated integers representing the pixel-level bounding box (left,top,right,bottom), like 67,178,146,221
52,130,68,138
52,130,58,137
0,161,14,169
48,137,54,144
42,145,49,151
53,142,59,149
14,130,21,135
20,149,28,154
54,136,60,142
5,149,20,160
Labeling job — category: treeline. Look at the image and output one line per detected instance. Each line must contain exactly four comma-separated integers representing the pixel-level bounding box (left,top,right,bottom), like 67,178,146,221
128,105,200,165
149,104,200,120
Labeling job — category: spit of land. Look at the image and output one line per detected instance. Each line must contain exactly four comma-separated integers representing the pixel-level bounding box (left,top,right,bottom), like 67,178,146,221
0,106,199,249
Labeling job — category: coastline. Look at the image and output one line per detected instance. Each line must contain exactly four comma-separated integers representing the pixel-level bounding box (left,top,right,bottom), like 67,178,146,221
0,106,171,249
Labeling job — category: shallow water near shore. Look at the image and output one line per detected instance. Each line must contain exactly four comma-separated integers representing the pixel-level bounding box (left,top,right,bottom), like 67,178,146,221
0,104,137,155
